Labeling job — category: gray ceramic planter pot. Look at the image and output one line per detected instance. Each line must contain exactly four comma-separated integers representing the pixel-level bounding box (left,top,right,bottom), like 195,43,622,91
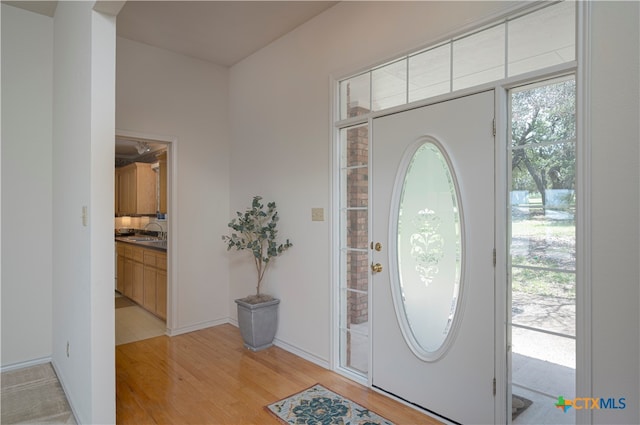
235,298,280,351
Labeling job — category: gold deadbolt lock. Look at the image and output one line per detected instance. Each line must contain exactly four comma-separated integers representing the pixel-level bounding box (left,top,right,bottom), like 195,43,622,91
371,262,383,273
370,242,383,252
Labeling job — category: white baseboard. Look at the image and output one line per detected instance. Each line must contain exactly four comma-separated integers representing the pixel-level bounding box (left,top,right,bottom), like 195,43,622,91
50,360,81,425
225,321,330,369
1,356,52,373
273,338,330,369
166,318,230,336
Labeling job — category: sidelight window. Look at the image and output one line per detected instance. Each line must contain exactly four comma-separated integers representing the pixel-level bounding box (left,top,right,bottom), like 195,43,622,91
509,76,576,424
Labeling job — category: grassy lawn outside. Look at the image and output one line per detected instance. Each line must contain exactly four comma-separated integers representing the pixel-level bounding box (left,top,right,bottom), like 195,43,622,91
511,196,576,298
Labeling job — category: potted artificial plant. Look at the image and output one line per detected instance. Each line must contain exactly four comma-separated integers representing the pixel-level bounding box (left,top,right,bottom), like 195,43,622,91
223,196,292,351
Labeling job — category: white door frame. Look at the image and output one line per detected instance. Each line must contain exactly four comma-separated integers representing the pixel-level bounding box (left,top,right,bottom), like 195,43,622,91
330,4,591,423
331,63,589,422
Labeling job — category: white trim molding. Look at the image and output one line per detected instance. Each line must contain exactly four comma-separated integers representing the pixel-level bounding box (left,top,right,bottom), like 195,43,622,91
0,356,52,373
575,2,593,424
274,338,331,370
166,318,229,337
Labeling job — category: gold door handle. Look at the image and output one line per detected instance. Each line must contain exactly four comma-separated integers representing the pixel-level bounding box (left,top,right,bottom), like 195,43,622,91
371,262,383,273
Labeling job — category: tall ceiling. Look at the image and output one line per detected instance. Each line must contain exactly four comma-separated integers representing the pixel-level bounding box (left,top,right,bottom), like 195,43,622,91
4,1,337,67
117,1,337,66
115,1,335,157
3,0,338,159
3,0,57,16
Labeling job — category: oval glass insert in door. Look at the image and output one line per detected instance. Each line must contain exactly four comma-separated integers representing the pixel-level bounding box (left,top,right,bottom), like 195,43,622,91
390,137,464,361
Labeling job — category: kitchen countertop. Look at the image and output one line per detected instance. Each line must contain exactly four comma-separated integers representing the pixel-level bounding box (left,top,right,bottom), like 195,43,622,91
115,236,167,252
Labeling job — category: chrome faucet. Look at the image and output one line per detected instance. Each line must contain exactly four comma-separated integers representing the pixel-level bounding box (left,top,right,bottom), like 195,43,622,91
143,222,166,240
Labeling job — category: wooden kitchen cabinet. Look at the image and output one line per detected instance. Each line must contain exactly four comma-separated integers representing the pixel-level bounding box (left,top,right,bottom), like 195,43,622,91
123,257,143,304
131,260,144,305
115,168,119,215
142,249,167,319
117,241,167,320
157,151,168,214
116,243,125,293
116,162,157,215
156,270,167,320
122,258,133,298
143,265,157,312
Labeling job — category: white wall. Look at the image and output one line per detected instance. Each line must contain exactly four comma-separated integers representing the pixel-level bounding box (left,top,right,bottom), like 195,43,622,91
52,2,116,423
229,1,639,422
1,4,53,367
89,8,118,422
116,37,231,333
590,2,639,423
229,0,520,365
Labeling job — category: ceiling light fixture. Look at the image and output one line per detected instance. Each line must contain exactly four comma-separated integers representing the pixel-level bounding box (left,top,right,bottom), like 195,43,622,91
136,141,151,155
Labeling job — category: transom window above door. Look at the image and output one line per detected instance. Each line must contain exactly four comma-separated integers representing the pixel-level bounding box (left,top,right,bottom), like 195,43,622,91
338,1,575,120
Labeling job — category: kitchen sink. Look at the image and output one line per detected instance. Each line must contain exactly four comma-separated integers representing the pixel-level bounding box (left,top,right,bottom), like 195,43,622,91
123,236,160,242
116,235,167,250
141,240,167,248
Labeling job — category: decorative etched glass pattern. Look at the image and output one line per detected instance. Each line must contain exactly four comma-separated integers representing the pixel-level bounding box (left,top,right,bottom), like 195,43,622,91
396,141,462,354
409,208,445,287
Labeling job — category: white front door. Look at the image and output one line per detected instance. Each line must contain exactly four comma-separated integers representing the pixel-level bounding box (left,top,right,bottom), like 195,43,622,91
371,91,496,424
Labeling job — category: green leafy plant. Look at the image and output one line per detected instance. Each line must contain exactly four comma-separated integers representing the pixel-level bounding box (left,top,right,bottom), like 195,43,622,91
223,196,292,303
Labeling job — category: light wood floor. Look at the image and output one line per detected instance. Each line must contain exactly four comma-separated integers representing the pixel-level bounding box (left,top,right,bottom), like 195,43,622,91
116,324,441,424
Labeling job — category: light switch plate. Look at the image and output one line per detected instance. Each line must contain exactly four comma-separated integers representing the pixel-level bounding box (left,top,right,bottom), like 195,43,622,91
311,208,324,222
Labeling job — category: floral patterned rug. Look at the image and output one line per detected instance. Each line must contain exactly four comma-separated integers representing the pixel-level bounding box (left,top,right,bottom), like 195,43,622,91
266,384,395,425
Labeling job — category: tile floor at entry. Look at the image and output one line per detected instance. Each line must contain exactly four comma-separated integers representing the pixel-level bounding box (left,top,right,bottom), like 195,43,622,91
1,363,76,425
115,292,166,345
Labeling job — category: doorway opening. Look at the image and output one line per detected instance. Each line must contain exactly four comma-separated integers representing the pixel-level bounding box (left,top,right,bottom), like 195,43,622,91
508,76,576,424
114,133,174,345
